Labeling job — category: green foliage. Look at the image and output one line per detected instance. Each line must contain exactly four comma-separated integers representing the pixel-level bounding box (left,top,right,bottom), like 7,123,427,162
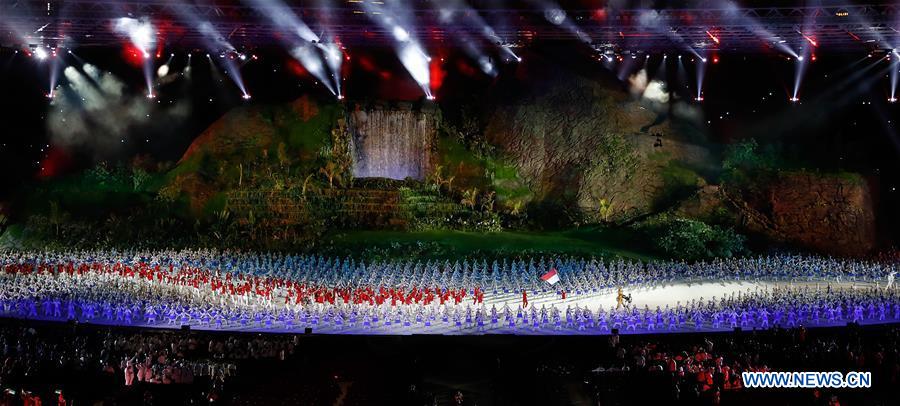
435,133,531,206
634,214,747,260
131,168,152,192
285,103,340,152
83,164,130,190
597,198,614,223
722,139,778,172
319,161,343,188
203,193,229,217
656,159,702,209
507,200,524,216
47,200,70,237
427,165,456,194
461,187,478,209
166,154,202,180
485,160,531,202
321,227,658,261
591,132,640,177
824,170,866,186
156,180,182,203
276,142,290,167
480,191,496,212
721,139,781,188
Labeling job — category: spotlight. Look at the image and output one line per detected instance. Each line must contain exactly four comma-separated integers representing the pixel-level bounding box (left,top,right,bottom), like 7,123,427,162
789,97,799,102
426,95,436,101
34,47,48,60
694,96,704,102
146,92,156,99
242,94,252,100
516,56,522,62
392,26,410,42
701,57,707,63
45,92,54,99
797,56,804,61
337,94,344,100
889,97,898,103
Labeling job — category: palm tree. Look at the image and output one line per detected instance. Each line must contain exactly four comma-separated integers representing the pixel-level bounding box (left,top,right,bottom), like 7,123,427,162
319,161,342,188
48,201,69,236
461,188,478,210
598,198,614,223
301,174,317,199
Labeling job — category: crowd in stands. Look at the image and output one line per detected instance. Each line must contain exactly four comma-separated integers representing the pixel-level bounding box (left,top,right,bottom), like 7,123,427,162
0,320,895,405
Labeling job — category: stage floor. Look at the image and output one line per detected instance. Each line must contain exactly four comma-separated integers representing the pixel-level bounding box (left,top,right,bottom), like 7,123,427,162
5,280,896,336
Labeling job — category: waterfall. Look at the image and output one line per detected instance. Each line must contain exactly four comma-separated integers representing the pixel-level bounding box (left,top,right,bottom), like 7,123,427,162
349,106,435,180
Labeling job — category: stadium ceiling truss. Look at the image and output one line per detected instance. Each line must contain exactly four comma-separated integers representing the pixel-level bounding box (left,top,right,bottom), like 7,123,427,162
1,1,898,53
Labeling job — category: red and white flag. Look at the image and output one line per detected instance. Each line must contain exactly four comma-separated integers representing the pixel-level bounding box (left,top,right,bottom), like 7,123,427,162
540,268,560,285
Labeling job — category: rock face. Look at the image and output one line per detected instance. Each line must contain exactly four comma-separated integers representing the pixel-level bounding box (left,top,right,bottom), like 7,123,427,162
484,69,713,221
348,104,437,180
753,172,877,256
679,173,878,256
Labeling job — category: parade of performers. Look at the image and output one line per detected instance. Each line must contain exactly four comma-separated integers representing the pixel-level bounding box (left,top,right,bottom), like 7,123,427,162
0,249,896,335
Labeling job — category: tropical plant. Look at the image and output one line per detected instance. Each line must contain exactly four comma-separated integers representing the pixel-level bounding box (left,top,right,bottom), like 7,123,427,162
480,191,496,212
301,174,317,199
47,201,69,236
442,175,455,193
638,215,747,260
277,142,290,168
597,198,614,223
156,179,182,203
508,200,523,216
461,187,478,209
131,168,151,192
319,161,342,188
429,165,445,189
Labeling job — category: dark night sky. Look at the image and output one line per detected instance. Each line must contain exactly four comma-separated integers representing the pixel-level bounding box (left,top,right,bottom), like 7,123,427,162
0,42,898,235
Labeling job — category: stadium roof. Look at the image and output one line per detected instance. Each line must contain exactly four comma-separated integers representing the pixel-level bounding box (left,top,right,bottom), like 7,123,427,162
1,1,897,52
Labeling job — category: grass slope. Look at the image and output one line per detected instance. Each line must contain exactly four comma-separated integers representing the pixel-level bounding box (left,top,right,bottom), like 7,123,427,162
323,227,659,261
